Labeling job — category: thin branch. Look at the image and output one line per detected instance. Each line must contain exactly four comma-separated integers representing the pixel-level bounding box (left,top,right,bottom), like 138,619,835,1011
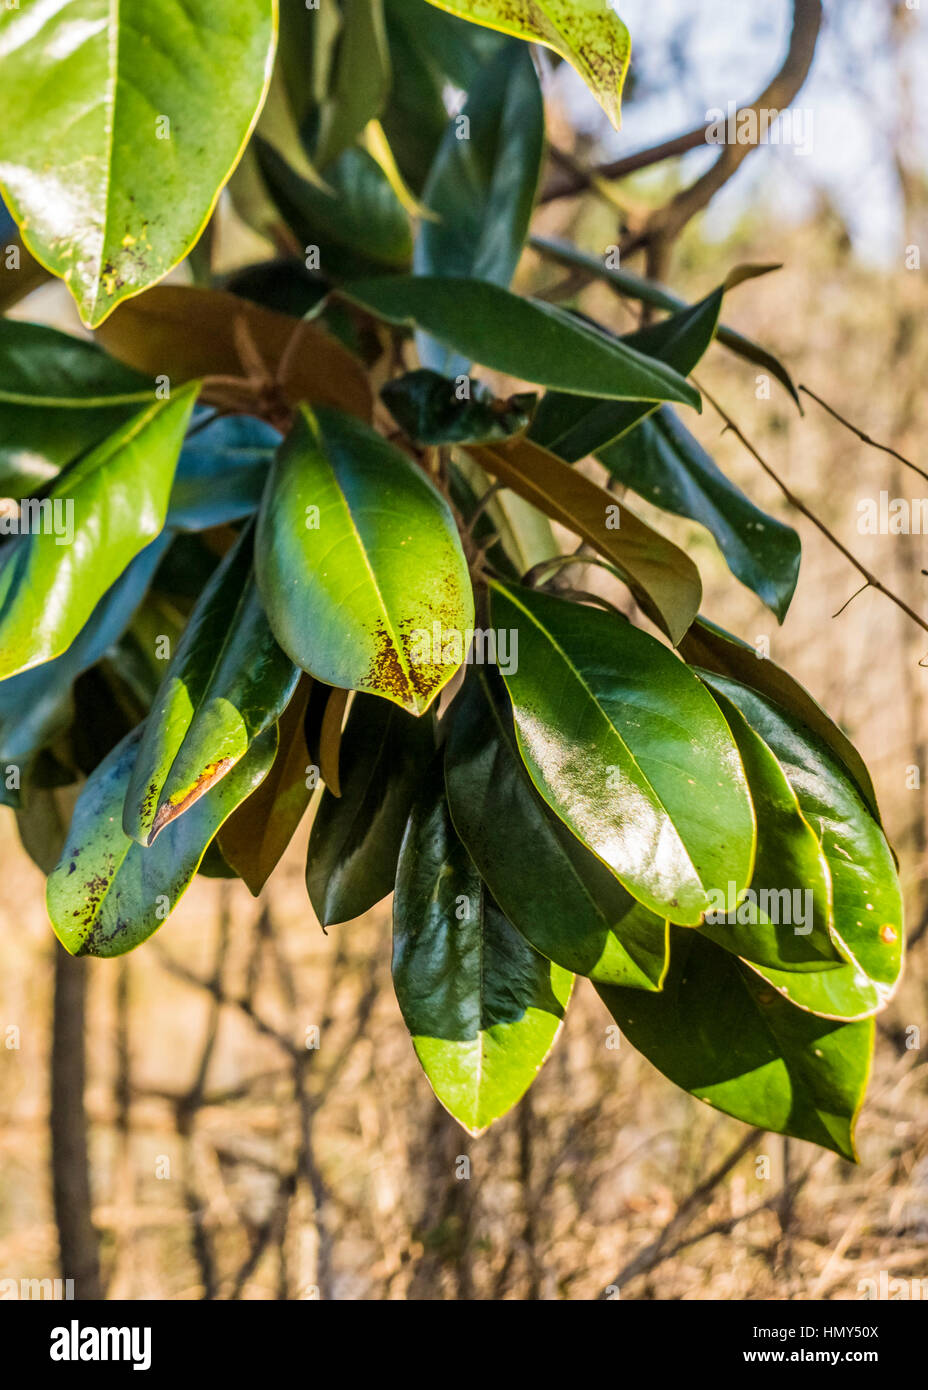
800,384,928,484
624,1,823,264
695,378,928,642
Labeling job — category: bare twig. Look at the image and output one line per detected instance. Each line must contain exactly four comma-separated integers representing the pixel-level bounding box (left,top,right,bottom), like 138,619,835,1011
800,384,928,485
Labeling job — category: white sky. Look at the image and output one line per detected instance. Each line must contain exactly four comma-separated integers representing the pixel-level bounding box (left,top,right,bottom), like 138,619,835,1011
552,0,927,264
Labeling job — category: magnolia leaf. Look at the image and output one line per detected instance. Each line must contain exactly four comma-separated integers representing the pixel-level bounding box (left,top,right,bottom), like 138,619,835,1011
423,0,631,129
0,0,277,325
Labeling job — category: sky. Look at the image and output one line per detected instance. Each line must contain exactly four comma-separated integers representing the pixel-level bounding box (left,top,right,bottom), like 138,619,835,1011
551,0,927,265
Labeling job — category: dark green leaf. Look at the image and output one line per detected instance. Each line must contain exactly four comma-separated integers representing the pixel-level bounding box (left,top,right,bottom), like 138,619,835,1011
415,40,543,373
599,408,801,621
393,764,572,1132
382,369,534,445
307,692,434,924
599,931,873,1160
338,276,701,406
490,583,755,924
530,285,725,461
679,617,883,826
701,673,904,1014
0,318,153,495
255,140,413,277
168,415,279,532
530,236,801,407
313,0,391,169
445,669,669,987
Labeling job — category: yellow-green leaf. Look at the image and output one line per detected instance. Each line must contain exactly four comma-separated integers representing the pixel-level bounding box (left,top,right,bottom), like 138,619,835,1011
423,0,631,128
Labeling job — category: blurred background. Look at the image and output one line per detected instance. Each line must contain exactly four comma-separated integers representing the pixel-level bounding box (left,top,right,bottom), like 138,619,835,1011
2,0,928,1300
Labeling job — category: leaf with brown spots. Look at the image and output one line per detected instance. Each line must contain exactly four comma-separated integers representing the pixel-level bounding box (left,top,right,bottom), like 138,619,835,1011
47,724,277,958
123,526,299,846
423,0,631,129
256,406,474,716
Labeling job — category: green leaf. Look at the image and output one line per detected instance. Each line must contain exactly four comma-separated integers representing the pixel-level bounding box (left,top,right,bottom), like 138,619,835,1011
489,583,755,924
255,140,413,277
381,0,507,191
445,669,669,987
168,414,279,532
0,534,170,809
695,690,839,973
0,384,199,681
314,0,391,169
381,369,534,445
47,723,277,957
255,405,474,715
338,276,701,406
468,435,701,644
600,408,802,621
700,673,904,1015
598,931,874,1160
123,526,298,846
678,617,883,826
530,285,726,462
0,0,277,326
220,677,314,895
414,40,544,373
423,0,631,130
307,692,434,925
393,763,572,1132
530,236,801,407
0,318,154,495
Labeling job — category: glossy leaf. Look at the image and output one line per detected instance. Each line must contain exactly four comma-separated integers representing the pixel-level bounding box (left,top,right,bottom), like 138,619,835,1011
415,40,544,373
95,285,373,423
220,677,314,895
468,435,701,644
599,931,873,1160
0,0,277,325
48,723,277,957
530,236,801,407
600,408,801,621
490,583,755,925
382,370,534,445
445,669,670,987
679,617,882,825
123,527,299,846
701,673,904,1014
338,276,701,407
531,285,726,462
307,693,434,925
255,140,413,277
423,0,631,130
168,415,279,532
0,318,153,494
0,535,170,809
255,405,474,715
314,0,391,169
393,765,572,1133
0,384,198,681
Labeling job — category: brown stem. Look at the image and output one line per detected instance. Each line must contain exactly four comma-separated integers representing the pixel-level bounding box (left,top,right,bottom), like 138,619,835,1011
696,379,928,641
50,944,102,1301
799,384,928,485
